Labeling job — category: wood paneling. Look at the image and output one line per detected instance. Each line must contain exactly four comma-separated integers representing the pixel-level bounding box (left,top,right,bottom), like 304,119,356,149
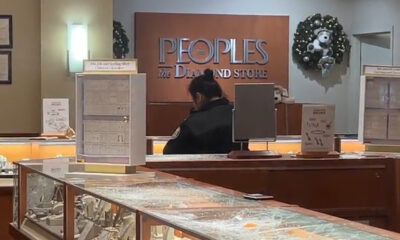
135,13,289,102
147,102,302,136
146,156,400,232
0,187,13,240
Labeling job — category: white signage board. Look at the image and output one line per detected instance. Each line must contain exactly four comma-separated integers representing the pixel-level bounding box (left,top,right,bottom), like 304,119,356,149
363,65,400,77
43,158,69,178
43,98,69,134
83,60,137,73
301,104,335,153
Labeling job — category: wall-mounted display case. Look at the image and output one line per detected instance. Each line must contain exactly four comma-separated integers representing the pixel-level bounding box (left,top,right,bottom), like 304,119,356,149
11,158,400,240
76,73,146,166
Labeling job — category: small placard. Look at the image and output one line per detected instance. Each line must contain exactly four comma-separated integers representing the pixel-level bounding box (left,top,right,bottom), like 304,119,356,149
83,59,137,73
43,98,69,134
363,65,400,77
301,104,335,153
43,158,69,178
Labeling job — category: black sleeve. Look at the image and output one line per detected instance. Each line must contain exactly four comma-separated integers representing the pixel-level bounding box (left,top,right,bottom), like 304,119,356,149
163,123,196,154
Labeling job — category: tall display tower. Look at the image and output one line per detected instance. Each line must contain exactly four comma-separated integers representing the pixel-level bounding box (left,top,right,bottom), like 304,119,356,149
75,60,146,173
359,65,400,146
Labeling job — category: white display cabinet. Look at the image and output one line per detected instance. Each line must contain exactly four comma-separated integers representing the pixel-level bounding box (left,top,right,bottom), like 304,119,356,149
359,65,400,144
75,73,146,166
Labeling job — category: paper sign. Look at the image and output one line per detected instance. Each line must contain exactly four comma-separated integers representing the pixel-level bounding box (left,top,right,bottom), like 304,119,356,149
43,158,69,178
43,98,69,134
301,104,335,153
364,65,400,77
83,60,137,73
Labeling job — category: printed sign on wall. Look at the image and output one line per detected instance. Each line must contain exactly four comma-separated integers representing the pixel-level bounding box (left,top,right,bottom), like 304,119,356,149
135,13,289,102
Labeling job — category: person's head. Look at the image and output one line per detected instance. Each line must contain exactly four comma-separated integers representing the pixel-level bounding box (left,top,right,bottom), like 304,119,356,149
188,69,223,110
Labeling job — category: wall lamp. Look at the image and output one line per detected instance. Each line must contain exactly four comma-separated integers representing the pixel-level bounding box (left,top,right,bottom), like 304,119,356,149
67,24,88,73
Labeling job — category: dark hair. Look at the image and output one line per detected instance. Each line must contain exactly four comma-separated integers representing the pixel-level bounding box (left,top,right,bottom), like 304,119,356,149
188,69,222,100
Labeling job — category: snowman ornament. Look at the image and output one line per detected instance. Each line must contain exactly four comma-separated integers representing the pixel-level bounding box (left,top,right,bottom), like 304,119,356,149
307,29,336,75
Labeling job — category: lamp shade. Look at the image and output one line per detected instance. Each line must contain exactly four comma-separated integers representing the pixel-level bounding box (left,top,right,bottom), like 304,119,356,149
67,24,88,73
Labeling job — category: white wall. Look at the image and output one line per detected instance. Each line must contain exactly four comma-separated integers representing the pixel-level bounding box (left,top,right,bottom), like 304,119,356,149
114,0,400,134
346,0,400,134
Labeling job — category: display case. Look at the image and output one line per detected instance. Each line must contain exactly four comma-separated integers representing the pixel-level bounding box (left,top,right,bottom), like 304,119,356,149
12,158,400,240
76,73,146,166
0,154,13,176
359,65,400,145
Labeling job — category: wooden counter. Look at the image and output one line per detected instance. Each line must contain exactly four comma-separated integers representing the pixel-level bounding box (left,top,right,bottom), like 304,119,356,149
147,102,302,136
145,154,400,232
0,178,14,240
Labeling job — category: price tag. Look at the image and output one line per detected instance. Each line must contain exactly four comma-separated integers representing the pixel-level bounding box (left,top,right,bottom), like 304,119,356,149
43,158,69,178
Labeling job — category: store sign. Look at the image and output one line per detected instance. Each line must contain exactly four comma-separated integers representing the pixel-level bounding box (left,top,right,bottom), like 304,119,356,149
135,13,289,102
158,38,269,79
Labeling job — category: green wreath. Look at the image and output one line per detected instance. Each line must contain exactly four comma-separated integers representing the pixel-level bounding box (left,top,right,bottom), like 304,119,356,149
293,14,350,74
113,21,129,59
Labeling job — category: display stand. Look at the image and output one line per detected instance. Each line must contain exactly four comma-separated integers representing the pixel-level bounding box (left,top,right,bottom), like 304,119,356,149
296,151,340,158
75,59,146,174
228,150,281,159
229,83,280,159
359,65,400,148
297,104,337,158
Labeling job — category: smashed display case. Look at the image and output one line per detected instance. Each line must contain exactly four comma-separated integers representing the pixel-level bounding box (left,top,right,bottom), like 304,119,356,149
12,159,400,240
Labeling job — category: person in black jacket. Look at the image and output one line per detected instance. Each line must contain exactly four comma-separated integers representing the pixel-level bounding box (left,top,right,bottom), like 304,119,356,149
163,69,244,154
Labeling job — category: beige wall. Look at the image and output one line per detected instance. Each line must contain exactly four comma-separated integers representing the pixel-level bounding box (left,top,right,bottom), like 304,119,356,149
0,0,112,134
41,0,113,129
0,0,41,133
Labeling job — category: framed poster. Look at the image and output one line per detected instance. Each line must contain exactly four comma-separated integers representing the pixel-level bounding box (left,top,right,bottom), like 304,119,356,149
0,15,12,48
0,51,11,84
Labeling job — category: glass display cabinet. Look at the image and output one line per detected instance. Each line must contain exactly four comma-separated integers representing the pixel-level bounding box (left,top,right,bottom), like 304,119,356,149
12,158,400,240
359,65,400,145
76,72,146,167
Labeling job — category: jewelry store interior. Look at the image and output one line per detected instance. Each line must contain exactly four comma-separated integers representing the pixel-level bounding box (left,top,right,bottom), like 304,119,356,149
2,0,400,239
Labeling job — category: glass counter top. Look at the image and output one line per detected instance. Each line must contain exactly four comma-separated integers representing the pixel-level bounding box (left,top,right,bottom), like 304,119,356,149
16,159,400,240
83,181,260,210
17,160,261,212
147,207,395,240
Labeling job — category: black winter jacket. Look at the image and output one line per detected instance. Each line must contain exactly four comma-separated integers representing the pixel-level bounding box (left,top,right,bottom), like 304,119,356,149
163,98,244,154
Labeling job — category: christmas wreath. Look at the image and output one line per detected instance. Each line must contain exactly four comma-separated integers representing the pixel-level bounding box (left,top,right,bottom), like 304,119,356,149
293,14,350,75
113,21,129,58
